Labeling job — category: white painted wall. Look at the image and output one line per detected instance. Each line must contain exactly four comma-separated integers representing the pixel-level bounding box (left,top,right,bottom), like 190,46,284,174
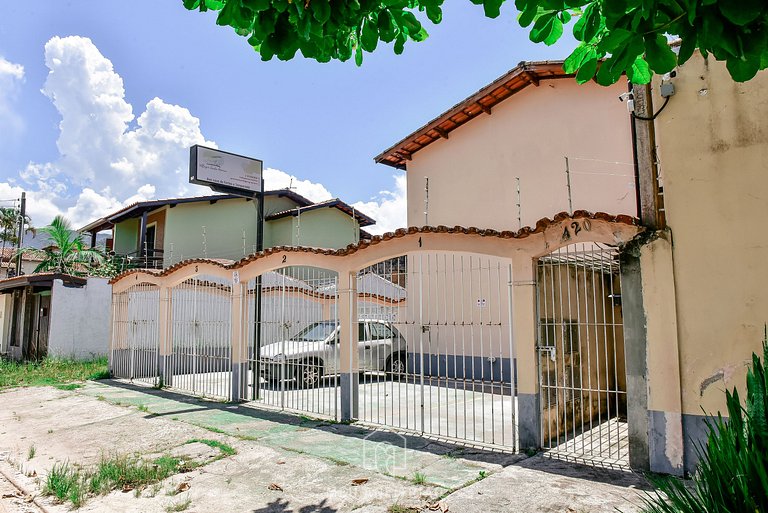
48,278,112,359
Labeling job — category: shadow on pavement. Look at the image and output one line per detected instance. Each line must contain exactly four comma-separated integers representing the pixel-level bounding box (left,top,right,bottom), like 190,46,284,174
252,498,337,513
98,378,649,488
518,454,653,491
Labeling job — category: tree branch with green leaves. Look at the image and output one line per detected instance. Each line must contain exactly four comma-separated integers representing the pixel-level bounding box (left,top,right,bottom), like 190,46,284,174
182,0,768,83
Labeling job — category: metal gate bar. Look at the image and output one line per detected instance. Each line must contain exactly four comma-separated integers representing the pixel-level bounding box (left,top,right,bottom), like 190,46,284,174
111,283,160,385
358,253,516,451
537,242,627,466
245,267,340,420
169,275,232,401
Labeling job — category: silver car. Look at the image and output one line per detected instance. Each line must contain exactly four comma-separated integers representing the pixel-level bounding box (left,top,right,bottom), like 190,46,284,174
260,319,407,388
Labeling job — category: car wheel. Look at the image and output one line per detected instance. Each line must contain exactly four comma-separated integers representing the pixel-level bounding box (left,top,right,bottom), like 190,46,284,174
386,353,407,378
296,360,323,388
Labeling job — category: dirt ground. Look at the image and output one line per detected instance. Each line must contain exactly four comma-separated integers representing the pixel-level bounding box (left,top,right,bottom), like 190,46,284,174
0,381,650,512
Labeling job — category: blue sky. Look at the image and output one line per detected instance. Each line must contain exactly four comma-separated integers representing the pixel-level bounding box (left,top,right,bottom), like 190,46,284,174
0,1,577,232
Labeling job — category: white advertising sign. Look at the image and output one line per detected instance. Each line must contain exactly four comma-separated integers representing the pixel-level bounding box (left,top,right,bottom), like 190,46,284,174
190,145,263,195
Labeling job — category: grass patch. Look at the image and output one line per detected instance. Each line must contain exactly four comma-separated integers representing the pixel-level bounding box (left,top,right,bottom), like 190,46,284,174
166,498,192,512
43,462,85,507
27,444,36,460
0,357,109,390
411,472,427,485
54,383,83,391
137,404,149,413
42,453,198,508
185,439,236,457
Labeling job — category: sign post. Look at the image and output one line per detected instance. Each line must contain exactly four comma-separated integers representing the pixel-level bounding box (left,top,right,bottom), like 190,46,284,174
189,145,265,400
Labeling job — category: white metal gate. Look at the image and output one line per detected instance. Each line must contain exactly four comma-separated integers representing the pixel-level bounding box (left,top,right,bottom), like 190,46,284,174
358,253,517,450
245,267,340,419
168,275,232,400
111,283,160,385
537,243,628,467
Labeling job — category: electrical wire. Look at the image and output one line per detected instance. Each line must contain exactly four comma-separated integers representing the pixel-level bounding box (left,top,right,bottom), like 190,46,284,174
632,96,670,121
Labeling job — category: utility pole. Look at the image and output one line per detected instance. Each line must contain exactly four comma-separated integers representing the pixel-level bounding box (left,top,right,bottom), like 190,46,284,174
15,192,25,276
253,176,265,400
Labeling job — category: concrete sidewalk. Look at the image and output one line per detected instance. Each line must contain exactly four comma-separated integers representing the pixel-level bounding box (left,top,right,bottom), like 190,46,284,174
0,380,649,512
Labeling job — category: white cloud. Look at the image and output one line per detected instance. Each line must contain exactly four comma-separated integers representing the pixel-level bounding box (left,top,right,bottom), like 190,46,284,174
263,167,332,203
352,172,407,235
0,56,25,137
1,36,407,237
0,57,24,81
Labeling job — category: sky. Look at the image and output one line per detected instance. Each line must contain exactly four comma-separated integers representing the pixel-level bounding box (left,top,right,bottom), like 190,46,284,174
0,1,577,234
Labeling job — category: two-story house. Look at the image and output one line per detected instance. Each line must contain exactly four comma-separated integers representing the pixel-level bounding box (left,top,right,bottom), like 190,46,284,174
80,189,375,269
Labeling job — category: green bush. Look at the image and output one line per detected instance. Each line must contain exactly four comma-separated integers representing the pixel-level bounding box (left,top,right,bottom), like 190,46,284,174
642,338,768,512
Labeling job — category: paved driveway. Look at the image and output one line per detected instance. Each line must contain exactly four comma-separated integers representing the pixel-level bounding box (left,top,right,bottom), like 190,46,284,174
0,381,648,512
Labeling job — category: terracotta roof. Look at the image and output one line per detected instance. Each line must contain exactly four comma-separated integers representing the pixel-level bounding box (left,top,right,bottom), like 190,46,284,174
265,198,376,227
374,60,571,169
0,247,44,262
111,211,639,283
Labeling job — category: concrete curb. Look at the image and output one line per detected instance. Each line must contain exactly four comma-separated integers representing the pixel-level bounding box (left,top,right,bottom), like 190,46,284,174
0,462,53,513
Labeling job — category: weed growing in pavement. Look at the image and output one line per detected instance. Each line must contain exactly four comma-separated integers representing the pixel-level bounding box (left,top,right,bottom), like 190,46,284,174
166,498,192,512
27,445,36,460
411,471,427,485
185,439,236,457
137,404,149,412
43,462,84,507
42,453,201,508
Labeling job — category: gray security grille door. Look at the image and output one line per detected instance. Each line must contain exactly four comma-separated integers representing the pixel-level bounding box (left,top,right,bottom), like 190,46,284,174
111,283,160,386
537,243,628,468
245,267,340,420
168,275,232,401
357,253,517,451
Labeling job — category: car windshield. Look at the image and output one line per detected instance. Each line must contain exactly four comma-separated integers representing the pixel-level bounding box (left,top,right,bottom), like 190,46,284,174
291,321,338,342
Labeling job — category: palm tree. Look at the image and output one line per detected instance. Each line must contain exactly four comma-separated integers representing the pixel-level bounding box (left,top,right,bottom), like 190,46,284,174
0,207,34,274
18,215,104,276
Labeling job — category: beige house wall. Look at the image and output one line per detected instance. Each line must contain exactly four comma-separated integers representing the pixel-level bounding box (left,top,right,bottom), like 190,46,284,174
405,79,636,230
632,52,768,474
652,55,768,416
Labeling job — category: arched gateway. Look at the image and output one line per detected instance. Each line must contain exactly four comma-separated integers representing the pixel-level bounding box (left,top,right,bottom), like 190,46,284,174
110,212,641,464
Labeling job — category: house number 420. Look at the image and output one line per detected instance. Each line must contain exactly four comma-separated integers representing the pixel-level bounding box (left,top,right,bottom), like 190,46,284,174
561,220,591,242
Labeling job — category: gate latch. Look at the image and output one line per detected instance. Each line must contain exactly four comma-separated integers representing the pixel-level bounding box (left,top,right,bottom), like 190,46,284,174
537,346,556,362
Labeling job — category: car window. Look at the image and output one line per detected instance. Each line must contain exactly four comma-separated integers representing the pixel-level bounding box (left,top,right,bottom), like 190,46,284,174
358,322,369,341
369,322,394,340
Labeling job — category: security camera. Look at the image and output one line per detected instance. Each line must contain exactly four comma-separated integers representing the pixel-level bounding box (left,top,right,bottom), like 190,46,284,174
618,92,635,113
618,92,634,102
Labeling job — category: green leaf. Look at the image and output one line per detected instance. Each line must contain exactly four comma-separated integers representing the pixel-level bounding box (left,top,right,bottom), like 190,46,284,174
425,4,443,23
361,19,378,52
573,3,601,42
575,55,598,83
719,0,764,26
726,55,761,82
312,0,331,24
483,0,505,18
563,43,593,73
378,10,397,42
518,6,539,28
627,56,651,84
644,34,677,74
354,46,363,66
530,12,564,46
